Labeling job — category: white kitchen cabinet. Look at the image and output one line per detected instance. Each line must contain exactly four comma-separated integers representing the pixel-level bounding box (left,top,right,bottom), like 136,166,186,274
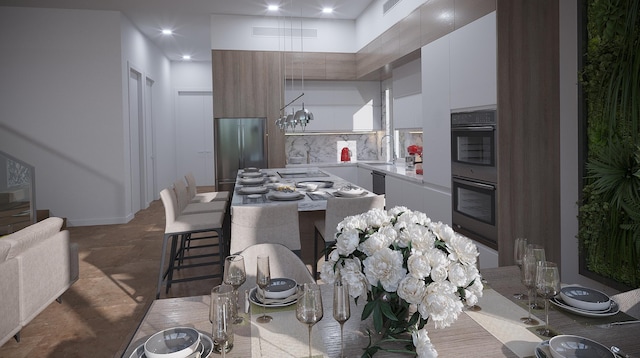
284,80,382,132
449,12,497,110
357,167,373,192
421,35,452,189
385,175,425,212
321,165,358,184
393,59,422,129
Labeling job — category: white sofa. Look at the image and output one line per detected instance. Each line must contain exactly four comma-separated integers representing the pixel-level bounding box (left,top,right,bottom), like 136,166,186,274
0,217,79,347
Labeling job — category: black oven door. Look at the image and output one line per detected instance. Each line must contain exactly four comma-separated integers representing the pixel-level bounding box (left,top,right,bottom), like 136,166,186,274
451,125,496,183
451,176,497,249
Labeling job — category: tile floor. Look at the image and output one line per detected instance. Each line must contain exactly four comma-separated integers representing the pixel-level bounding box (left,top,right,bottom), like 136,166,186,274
0,195,320,358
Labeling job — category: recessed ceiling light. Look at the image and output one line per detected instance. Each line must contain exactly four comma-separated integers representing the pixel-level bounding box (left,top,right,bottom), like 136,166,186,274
268,5,279,11
322,7,333,14
161,29,173,35
182,55,191,60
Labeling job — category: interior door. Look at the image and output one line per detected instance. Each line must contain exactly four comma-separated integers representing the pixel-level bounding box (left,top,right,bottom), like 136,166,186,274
176,91,214,186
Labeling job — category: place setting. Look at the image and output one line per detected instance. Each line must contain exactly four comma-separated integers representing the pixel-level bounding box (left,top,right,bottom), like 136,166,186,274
333,184,368,197
266,185,305,201
549,285,620,318
128,326,214,358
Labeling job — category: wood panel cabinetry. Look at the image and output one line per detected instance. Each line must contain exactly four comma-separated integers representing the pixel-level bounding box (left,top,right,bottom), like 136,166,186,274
283,52,356,80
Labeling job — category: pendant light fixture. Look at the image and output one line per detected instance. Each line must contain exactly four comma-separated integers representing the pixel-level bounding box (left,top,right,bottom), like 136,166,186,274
293,8,313,130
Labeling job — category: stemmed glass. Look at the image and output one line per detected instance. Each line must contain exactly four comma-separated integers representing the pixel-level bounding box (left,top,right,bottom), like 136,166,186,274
223,255,246,324
519,252,540,325
333,274,350,358
210,285,234,357
526,244,546,309
256,255,272,323
513,237,528,299
536,261,560,337
297,283,324,358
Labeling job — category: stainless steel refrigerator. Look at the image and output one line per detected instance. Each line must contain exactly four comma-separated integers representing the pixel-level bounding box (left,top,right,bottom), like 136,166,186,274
214,118,268,192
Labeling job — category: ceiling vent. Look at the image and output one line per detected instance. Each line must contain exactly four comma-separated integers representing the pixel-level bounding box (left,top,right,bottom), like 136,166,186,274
383,0,402,14
252,27,318,38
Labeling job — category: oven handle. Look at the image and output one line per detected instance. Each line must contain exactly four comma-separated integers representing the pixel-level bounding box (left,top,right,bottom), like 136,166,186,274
451,126,495,132
453,177,496,191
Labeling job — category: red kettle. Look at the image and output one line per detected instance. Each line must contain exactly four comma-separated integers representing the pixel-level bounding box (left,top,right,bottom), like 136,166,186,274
340,147,351,162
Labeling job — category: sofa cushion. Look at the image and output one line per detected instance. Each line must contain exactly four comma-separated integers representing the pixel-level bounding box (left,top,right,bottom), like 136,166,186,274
2,217,64,260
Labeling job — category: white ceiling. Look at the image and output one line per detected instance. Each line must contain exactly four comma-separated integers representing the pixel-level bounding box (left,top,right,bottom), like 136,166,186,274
0,0,375,61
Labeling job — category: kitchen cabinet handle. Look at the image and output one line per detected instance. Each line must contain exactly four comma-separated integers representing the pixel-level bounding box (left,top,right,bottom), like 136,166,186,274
452,126,495,132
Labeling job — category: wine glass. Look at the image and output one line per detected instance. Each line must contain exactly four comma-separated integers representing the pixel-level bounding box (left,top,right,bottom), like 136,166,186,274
224,255,246,324
210,285,234,357
256,255,272,323
297,283,324,358
535,261,560,337
526,244,546,309
333,274,350,358
513,237,528,299
519,252,539,325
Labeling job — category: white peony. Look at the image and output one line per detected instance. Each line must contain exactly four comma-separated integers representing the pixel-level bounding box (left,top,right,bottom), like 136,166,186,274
358,227,395,256
363,247,407,292
397,276,427,305
335,227,360,256
412,328,438,358
419,281,464,328
447,262,469,287
445,233,479,266
407,253,432,278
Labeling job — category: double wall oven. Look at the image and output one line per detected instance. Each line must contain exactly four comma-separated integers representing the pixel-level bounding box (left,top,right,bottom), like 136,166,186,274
451,109,498,249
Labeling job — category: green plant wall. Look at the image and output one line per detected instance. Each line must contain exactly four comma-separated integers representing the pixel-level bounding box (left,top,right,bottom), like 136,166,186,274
578,0,640,287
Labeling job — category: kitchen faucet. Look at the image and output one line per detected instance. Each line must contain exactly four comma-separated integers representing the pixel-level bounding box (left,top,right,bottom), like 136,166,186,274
380,134,396,163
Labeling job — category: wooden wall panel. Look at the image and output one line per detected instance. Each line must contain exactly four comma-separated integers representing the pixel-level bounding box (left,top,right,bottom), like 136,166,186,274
420,0,454,46
325,53,357,80
496,0,561,267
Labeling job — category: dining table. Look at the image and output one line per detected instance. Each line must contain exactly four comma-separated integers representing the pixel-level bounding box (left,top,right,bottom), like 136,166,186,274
120,265,640,357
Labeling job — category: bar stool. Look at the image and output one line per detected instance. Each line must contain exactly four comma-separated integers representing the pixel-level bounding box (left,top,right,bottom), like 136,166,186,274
156,187,226,298
313,195,385,280
185,172,230,203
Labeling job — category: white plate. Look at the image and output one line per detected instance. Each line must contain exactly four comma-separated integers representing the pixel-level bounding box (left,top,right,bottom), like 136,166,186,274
549,335,614,358
268,191,304,200
535,340,551,358
131,333,213,358
249,287,298,307
238,177,265,185
237,186,268,194
560,286,611,311
240,172,263,178
550,297,619,317
242,167,260,173
335,189,366,197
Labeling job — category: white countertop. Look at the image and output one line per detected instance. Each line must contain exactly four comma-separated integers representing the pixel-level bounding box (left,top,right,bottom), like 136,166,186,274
230,168,375,212
287,160,424,183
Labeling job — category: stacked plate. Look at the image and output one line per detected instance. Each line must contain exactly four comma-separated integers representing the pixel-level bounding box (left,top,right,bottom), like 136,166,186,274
250,278,298,307
550,286,619,317
129,327,214,358
238,177,266,186
547,335,615,358
237,186,268,195
334,186,366,197
268,190,304,201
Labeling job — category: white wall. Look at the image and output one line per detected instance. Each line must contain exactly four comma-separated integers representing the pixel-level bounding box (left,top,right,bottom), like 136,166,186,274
0,7,174,226
0,7,125,225
211,14,356,52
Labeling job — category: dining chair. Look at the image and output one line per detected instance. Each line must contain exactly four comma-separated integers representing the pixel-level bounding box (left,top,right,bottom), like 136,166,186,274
173,179,226,215
229,203,301,257
313,195,385,279
236,243,314,293
611,288,640,319
156,187,226,298
185,172,230,203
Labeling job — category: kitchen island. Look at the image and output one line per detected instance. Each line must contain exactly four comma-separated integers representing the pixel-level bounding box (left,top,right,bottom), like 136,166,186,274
231,167,379,268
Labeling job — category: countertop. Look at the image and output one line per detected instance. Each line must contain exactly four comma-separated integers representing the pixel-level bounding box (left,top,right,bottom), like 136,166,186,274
287,160,424,183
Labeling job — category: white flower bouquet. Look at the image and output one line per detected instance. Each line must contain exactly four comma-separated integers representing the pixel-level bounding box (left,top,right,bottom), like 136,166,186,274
321,206,483,358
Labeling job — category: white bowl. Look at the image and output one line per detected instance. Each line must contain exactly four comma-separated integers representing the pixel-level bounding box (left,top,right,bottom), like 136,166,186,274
549,335,614,358
559,286,611,311
144,327,200,358
257,278,297,299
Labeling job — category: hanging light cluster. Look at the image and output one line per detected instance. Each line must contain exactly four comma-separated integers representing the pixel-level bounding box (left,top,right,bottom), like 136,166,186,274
275,2,313,132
